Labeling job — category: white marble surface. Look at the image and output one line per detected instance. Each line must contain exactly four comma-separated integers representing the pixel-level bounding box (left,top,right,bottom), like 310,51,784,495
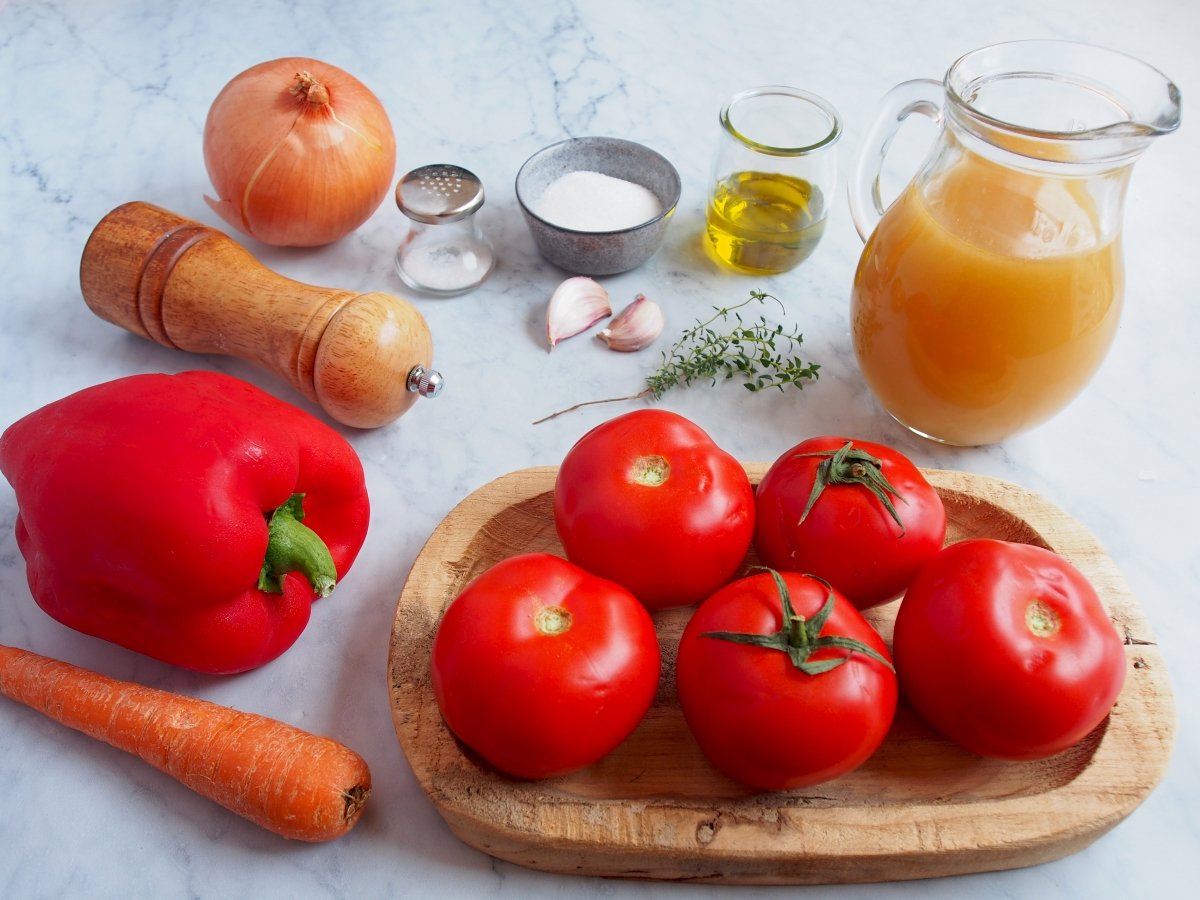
1,0,1196,896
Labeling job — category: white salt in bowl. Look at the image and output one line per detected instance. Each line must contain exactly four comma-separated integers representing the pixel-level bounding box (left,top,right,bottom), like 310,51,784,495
515,137,681,276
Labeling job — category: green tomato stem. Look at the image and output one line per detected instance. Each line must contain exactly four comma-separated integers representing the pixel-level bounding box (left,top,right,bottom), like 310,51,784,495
795,441,907,533
703,569,894,676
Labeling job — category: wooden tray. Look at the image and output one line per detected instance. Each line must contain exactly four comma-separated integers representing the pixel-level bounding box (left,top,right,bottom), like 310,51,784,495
387,465,1174,884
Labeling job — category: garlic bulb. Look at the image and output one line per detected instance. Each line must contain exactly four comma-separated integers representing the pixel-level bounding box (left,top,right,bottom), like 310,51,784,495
546,276,612,350
597,294,664,352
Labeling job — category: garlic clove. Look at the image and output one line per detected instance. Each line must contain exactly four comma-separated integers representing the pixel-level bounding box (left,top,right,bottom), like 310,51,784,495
596,293,665,352
546,276,612,350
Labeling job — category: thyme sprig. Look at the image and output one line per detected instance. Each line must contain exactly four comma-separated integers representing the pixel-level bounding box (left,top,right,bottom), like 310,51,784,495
534,290,820,424
645,290,820,398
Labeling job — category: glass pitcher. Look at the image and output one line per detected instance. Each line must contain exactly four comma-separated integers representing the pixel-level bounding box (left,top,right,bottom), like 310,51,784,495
849,40,1180,446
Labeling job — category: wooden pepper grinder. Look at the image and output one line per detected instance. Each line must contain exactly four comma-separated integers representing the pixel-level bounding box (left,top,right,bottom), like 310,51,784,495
79,201,442,429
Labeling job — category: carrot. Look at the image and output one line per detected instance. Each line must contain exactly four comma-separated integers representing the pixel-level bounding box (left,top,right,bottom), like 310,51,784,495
0,644,371,842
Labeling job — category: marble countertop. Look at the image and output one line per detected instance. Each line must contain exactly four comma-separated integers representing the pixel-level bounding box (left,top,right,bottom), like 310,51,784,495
2,0,1196,896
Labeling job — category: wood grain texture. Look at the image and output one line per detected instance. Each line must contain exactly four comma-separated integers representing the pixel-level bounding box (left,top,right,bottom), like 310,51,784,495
79,201,434,428
387,465,1174,884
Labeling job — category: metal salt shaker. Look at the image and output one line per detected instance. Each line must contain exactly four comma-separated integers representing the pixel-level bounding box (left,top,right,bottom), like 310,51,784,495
394,164,495,296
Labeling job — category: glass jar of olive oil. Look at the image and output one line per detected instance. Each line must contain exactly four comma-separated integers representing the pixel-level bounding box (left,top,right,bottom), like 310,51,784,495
704,87,841,275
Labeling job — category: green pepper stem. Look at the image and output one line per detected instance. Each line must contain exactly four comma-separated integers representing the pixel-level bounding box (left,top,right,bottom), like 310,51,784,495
258,494,338,597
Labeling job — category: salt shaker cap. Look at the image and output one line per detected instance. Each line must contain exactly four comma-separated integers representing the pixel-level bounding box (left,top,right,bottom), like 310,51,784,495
396,165,485,225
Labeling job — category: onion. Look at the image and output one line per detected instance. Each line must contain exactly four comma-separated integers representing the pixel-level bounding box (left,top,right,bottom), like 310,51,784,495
203,57,397,247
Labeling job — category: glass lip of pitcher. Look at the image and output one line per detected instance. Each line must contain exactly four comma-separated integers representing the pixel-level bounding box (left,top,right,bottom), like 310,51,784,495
720,85,843,156
943,39,1181,165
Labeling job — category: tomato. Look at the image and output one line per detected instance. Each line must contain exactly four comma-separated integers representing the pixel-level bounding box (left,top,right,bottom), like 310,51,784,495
676,570,898,790
893,538,1127,760
754,437,946,609
431,552,660,780
554,409,755,610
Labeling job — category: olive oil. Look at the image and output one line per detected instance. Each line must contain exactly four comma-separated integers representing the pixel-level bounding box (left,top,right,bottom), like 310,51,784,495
705,171,826,274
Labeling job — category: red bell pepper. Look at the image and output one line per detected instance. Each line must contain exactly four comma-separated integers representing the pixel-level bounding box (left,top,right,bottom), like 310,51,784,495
0,371,370,674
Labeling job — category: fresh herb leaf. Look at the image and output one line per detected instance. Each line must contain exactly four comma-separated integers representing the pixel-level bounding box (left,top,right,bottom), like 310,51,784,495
534,290,819,423
643,291,820,398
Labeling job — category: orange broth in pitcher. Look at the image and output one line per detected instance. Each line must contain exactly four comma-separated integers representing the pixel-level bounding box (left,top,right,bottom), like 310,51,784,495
850,150,1123,445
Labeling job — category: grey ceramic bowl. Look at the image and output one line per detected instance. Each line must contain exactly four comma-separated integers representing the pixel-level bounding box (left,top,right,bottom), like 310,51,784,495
515,137,681,276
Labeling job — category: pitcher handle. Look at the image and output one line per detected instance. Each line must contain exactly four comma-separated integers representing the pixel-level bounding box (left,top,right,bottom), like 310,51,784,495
849,78,945,241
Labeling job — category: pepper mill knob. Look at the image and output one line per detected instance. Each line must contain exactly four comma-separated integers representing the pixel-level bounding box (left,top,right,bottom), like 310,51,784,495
79,201,441,429
406,365,445,398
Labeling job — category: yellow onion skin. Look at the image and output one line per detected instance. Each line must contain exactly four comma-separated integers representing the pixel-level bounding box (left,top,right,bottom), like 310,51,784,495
203,57,397,247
